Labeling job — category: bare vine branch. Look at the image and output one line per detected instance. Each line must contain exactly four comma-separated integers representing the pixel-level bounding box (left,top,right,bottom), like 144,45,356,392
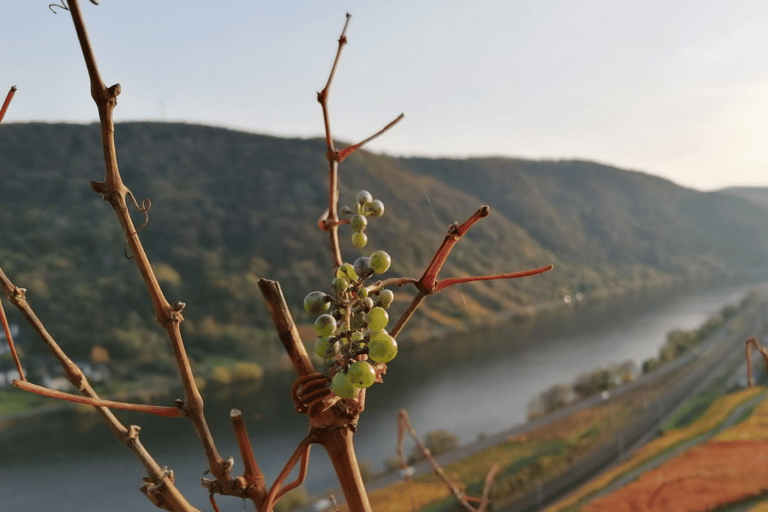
397,409,498,512
13,380,185,418
0,85,17,123
745,337,768,387
0,268,199,511
0,298,25,379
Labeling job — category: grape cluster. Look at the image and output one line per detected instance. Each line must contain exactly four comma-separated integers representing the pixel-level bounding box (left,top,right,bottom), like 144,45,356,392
341,190,385,249
303,252,398,399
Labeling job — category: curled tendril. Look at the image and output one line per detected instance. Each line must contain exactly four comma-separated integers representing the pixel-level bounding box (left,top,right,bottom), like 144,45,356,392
49,1,69,13
122,192,152,260
49,0,98,13
291,373,335,416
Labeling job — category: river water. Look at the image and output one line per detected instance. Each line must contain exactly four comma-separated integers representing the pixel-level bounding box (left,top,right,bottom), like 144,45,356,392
1,277,766,511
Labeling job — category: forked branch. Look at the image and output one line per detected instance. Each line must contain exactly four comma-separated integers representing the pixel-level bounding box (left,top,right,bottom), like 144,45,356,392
316,14,404,267
390,206,553,336
0,268,199,512
745,337,768,387
397,409,498,512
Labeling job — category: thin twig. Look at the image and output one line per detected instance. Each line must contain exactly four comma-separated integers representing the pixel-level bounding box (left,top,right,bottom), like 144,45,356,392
477,464,500,512
64,0,251,504
0,299,25,379
398,409,477,512
316,14,353,268
229,409,266,502
436,265,554,292
0,267,199,511
419,206,491,291
263,436,314,512
338,113,405,163
0,85,17,123
389,205,553,335
13,380,185,417
745,337,768,387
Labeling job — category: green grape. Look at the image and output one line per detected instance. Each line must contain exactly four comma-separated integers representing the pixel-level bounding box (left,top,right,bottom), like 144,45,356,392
332,277,349,294
350,331,365,344
369,332,398,363
361,297,374,310
356,190,373,205
304,291,330,315
331,371,358,399
369,199,385,218
378,289,395,309
314,337,339,358
357,287,369,299
350,214,367,232
347,361,376,388
337,263,358,282
354,256,373,279
314,314,336,337
351,232,368,248
366,307,388,331
370,250,391,274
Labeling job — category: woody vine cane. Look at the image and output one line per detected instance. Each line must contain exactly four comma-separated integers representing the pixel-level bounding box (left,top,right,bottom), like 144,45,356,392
0,3,552,511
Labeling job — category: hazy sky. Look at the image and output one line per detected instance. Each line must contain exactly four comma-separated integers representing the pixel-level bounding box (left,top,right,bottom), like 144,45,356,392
4,1,768,191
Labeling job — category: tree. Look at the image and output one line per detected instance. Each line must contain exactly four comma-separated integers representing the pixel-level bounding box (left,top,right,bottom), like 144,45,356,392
0,2,551,511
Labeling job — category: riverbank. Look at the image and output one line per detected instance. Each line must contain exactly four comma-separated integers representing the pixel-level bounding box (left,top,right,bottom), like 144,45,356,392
304,286,768,512
1,270,764,428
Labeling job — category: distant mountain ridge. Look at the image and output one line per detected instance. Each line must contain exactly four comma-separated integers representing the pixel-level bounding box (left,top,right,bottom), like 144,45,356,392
1,121,767,364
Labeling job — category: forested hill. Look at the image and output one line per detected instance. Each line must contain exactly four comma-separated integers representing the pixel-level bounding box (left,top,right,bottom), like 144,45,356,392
2,121,767,365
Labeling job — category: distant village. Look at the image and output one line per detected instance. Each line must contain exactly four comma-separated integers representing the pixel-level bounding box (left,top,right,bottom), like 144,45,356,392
0,323,110,391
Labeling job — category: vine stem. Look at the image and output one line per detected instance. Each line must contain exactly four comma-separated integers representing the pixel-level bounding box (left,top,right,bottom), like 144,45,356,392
745,337,768,387
390,205,554,336
63,0,263,505
258,278,372,512
0,85,17,123
0,268,199,511
13,380,185,418
317,14,404,269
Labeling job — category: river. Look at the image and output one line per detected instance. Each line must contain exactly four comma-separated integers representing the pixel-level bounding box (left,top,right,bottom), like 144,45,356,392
1,276,766,511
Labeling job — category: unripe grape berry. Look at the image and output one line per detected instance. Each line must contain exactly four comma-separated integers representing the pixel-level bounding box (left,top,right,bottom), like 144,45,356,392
356,190,373,205
357,287,369,299
370,251,391,274
369,199,385,218
350,214,367,232
351,232,368,248
304,291,330,315
331,371,358,399
361,297,374,310
332,277,349,294
366,307,389,331
315,314,337,337
379,289,395,309
337,263,358,282
347,361,376,388
354,256,373,279
369,332,398,363
314,337,339,358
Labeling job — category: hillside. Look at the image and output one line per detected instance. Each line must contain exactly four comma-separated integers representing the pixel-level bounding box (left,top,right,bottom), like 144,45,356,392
1,122,768,365
721,186,768,210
